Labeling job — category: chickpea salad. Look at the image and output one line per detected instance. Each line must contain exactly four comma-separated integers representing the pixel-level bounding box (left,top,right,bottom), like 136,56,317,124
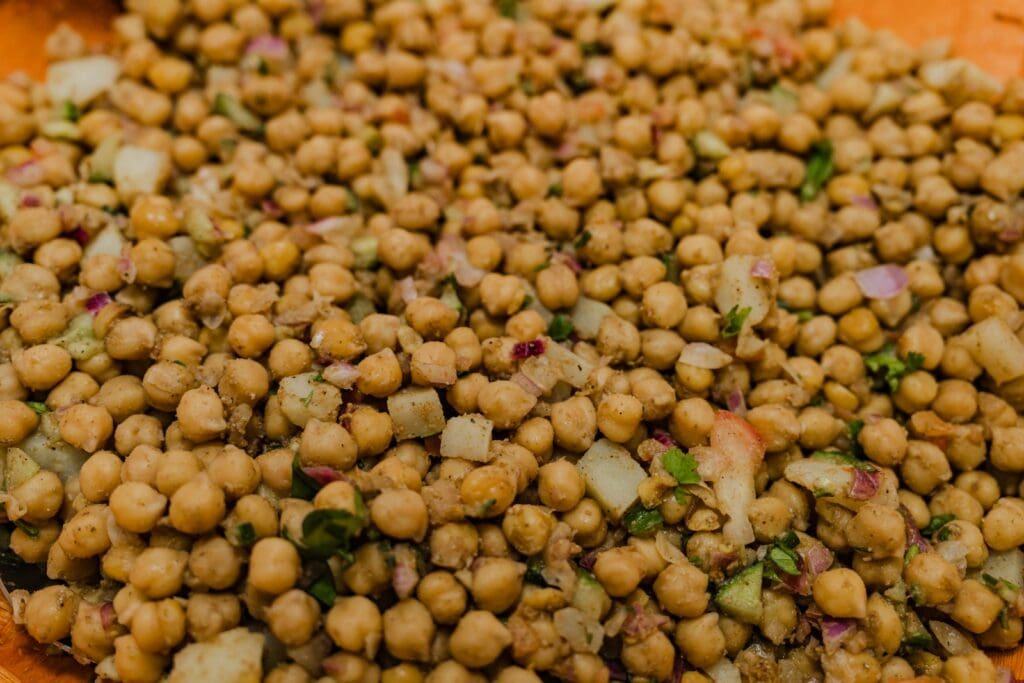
3,0,1024,682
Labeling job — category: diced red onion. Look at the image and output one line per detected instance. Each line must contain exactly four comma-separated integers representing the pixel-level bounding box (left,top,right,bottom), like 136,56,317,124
848,468,881,500
117,255,137,284
261,199,283,218
999,228,1022,243
750,258,775,279
5,159,44,187
435,236,485,287
301,466,343,486
851,195,878,210
512,339,546,359
511,372,543,397
821,618,854,654
805,543,835,575
397,277,418,304
69,227,90,246
323,362,360,389
556,134,579,161
100,602,116,631
86,292,112,315
246,35,289,61
579,551,597,570
678,342,733,369
392,546,419,599
621,603,670,640
419,159,449,184
726,390,747,416
652,430,675,447
554,251,583,274
306,216,348,236
901,506,933,555
854,264,909,300
19,194,40,207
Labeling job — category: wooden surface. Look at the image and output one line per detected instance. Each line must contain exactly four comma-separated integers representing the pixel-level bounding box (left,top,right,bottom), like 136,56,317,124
0,0,1023,680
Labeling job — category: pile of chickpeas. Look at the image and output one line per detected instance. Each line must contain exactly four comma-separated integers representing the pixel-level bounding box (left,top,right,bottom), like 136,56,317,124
3,0,1024,681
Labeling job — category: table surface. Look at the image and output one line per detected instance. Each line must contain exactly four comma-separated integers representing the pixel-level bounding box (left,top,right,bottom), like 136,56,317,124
0,0,1022,680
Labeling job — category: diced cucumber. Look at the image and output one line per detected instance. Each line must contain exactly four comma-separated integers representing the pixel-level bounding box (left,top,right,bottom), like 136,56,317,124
4,448,39,492
899,606,932,649
213,93,263,134
714,562,764,625
572,568,611,621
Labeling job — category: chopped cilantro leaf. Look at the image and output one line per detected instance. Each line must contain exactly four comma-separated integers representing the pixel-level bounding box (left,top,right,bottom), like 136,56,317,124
904,544,921,566
574,230,592,248
800,139,835,201
662,448,701,485
847,419,865,457
26,401,47,415
922,514,955,536
777,530,799,548
864,344,925,392
661,252,679,284
291,454,322,500
1000,606,1010,629
811,450,876,472
623,507,663,537
301,391,314,407
548,182,563,197
234,522,256,547
60,101,80,122
720,305,751,338
533,261,551,272
12,519,38,538
673,487,690,505
307,571,337,607
408,160,421,187
498,0,517,19
768,545,800,576
525,557,548,585
548,314,574,341
297,503,366,559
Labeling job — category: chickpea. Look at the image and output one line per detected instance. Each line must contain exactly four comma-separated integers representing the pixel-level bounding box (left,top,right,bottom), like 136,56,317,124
249,537,301,594
326,596,383,656
129,547,188,599
537,460,585,511
382,599,435,662
654,561,710,617
263,589,320,647
448,610,512,669
675,613,726,668
551,395,597,452
24,585,79,644
371,488,428,540
131,599,186,654
470,557,525,613
951,579,1005,634
813,568,867,618
593,547,645,597
904,552,962,606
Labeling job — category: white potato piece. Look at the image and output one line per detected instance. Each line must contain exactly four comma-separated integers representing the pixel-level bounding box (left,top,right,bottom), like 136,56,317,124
543,342,595,389
960,317,1024,384
576,439,646,520
569,297,613,340
388,387,446,440
168,628,263,683
46,56,120,107
114,146,170,203
440,414,494,462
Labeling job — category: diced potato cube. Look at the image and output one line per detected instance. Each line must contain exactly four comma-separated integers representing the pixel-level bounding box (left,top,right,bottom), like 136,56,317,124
576,439,646,520
544,342,595,389
114,146,170,203
961,317,1024,384
168,628,263,683
388,387,445,440
47,56,120,107
570,297,613,340
440,414,494,462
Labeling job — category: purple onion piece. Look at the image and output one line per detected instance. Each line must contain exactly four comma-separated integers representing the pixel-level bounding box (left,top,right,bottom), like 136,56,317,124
301,466,343,486
848,468,881,500
86,292,112,316
512,339,546,359
854,264,909,300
